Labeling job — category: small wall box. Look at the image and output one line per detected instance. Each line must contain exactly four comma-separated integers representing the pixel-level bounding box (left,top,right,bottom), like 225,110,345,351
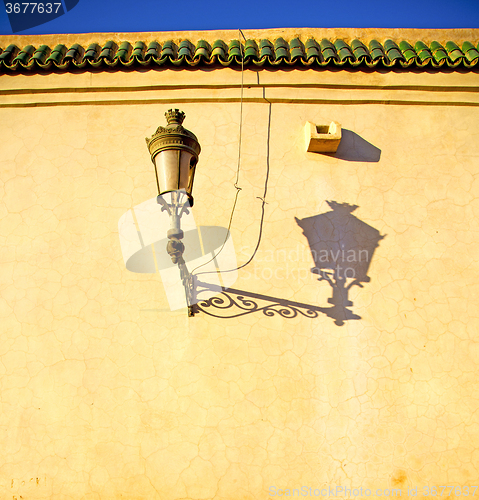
305,121,342,153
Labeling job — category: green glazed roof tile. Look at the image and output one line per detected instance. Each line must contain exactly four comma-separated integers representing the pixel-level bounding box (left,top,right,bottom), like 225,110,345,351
1,35,478,72
259,39,274,59
0,44,19,64
320,39,338,61
194,40,211,60
99,40,116,61
304,39,321,60
228,40,242,60
160,41,175,58
132,41,146,59
212,40,228,59
383,39,404,62
369,40,387,61
430,41,448,63
274,37,289,60
289,38,304,60
244,39,258,59
445,41,464,62
399,41,416,62
414,41,433,63
384,39,398,51
334,40,353,62
178,40,194,60
83,43,99,60
350,39,370,61
462,41,479,62
445,40,460,52
115,41,132,62
64,43,82,62
45,44,66,64
146,41,161,58
31,44,51,64
12,44,35,65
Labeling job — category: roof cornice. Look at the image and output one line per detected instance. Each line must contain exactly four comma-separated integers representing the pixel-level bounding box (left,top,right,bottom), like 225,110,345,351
1,28,479,73
2,27,479,47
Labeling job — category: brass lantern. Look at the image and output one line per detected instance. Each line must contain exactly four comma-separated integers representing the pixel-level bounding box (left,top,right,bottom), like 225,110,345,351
146,109,201,206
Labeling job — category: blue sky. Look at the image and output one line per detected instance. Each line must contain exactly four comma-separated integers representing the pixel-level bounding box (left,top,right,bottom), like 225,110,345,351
1,0,479,35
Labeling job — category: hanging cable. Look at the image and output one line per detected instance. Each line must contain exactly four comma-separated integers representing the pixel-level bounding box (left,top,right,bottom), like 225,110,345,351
191,29,271,278
190,28,246,276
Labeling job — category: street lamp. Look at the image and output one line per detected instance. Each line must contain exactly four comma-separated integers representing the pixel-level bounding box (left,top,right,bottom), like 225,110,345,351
146,109,201,316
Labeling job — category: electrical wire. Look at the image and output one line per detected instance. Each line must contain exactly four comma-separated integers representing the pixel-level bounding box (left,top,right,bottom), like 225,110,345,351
190,28,246,276
191,29,272,279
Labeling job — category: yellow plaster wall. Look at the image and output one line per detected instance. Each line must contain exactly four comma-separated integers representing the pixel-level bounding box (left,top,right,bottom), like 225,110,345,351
1,50,479,499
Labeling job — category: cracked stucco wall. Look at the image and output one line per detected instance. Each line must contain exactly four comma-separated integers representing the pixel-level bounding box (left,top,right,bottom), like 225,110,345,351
0,59,479,499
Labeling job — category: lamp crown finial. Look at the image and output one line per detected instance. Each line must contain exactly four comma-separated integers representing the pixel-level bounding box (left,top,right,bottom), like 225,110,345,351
326,200,358,213
165,109,185,125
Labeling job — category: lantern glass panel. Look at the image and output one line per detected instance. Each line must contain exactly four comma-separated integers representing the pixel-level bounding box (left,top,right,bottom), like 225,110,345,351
155,149,193,194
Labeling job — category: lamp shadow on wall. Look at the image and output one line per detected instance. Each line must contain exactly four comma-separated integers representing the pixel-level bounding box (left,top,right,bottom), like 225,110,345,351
295,201,385,326
195,202,384,326
327,129,381,162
